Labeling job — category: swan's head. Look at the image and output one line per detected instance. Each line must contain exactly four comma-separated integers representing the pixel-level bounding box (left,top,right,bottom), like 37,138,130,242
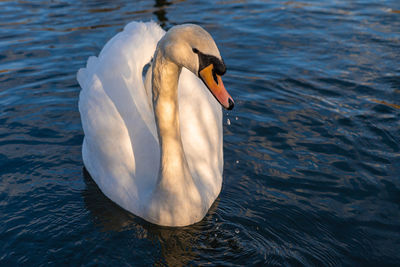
161,24,234,110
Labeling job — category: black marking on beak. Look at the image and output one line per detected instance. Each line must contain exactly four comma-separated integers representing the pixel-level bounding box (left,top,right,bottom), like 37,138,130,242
212,69,218,85
227,98,234,110
194,48,226,77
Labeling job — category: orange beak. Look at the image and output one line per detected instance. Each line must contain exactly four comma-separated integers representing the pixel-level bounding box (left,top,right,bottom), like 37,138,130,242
199,64,234,110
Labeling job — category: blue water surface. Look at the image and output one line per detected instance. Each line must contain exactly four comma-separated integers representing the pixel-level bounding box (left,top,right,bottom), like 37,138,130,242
1,0,400,266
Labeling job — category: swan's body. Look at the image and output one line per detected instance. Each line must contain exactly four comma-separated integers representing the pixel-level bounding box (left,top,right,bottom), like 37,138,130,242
78,21,233,226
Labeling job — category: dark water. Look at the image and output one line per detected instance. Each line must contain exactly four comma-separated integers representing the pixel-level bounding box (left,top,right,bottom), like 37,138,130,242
1,0,400,265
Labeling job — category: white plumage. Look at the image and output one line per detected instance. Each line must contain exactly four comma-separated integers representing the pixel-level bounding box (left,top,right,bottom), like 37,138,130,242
78,21,226,226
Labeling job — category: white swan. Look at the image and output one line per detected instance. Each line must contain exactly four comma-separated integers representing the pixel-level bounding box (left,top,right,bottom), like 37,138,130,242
77,21,234,226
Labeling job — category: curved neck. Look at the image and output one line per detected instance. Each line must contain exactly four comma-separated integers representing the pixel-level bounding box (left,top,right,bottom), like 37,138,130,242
152,50,192,187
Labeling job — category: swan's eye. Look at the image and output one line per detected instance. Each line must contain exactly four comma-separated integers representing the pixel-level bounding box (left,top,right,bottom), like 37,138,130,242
192,48,199,54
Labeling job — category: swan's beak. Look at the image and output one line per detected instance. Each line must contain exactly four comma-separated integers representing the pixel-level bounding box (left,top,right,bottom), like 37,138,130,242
199,64,234,110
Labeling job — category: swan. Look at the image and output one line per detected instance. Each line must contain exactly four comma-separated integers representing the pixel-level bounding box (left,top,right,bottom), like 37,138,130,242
77,21,234,227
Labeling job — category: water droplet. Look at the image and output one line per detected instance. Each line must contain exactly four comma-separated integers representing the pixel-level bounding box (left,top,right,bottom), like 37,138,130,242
235,116,238,120
235,160,239,164
215,218,218,222
235,228,240,234
227,118,231,125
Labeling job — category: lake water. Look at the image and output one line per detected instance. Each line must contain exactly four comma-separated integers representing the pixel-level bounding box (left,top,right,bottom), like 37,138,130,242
1,0,400,265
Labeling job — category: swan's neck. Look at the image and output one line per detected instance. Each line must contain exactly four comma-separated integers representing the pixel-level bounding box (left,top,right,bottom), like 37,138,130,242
147,46,207,226
152,50,192,189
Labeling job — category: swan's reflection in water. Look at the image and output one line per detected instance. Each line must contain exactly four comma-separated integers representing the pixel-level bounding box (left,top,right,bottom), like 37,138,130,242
154,0,171,28
82,168,220,266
